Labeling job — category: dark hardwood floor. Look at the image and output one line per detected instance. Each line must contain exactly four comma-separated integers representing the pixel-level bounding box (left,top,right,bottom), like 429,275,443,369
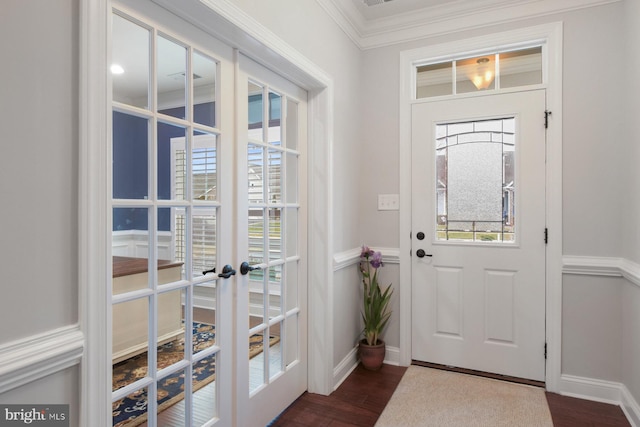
269,364,631,427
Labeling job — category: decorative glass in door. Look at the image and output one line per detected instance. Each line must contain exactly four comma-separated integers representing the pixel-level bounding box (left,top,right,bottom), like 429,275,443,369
435,117,516,243
111,10,225,426
247,81,301,393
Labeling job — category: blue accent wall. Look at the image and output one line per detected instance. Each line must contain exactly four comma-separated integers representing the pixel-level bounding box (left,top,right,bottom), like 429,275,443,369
112,103,215,232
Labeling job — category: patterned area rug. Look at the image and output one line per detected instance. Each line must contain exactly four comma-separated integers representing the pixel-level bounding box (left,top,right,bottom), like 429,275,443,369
112,322,278,427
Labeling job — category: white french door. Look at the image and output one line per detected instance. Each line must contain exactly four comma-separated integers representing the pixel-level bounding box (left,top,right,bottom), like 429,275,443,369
411,90,546,381
109,3,307,426
235,53,308,427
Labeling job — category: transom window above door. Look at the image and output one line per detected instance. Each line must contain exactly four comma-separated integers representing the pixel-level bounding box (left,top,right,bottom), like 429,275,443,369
416,46,542,99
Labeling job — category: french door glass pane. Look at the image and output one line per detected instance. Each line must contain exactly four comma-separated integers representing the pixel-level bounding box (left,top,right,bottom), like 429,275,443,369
192,355,217,424
193,51,217,128
286,153,298,203
268,91,281,146
248,82,264,134
112,14,149,108
157,35,186,119
284,315,298,367
285,261,298,312
248,209,265,265
192,209,217,277
113,386,149,427
248,145,264,203
269,321,283,380
269,208,282,261
268,148,281,203
285,100,298,150
192,283,217,354
156,288,185,370
158,121,186,201
157,368,187,424
193,131,218,201
157,207,186,282
112,297,149,387
112,112,148,200
268,264,282,320
285,208,298,258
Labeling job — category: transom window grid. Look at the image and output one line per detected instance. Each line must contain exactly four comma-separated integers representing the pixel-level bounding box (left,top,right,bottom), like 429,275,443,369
416,46,543,99
246,80,301,394
435,117,516,243
111,10,222,426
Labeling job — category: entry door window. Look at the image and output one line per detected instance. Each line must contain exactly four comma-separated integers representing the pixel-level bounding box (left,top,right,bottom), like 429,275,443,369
435,117,516,243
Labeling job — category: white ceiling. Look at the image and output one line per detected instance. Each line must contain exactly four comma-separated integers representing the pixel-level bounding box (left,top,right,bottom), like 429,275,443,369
353,0,462,20
318,0,621,49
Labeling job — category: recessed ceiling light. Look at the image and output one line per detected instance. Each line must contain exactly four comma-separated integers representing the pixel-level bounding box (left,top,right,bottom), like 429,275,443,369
111,64,125,75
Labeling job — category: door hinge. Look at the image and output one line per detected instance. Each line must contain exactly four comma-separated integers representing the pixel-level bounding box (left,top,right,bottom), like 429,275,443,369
544,228,548,244
544,110,552,129
544,342,548,359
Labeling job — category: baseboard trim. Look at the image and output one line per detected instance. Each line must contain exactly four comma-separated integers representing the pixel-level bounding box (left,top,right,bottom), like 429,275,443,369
559,374,640,427
622,385,640,427
0,325,84,393
333,346,359,391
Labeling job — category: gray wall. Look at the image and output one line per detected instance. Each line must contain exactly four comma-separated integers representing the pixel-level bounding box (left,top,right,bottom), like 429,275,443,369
0,2,80,424
358,0,639,408
621,0,640,406
0,0,638,422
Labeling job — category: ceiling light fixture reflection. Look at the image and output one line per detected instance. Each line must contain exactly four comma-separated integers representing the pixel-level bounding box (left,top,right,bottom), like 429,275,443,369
111,64,125,75
471,57,493,90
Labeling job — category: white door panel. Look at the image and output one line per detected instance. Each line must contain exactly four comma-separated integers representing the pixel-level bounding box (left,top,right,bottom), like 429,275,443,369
236,53,308,427
411,90,546,381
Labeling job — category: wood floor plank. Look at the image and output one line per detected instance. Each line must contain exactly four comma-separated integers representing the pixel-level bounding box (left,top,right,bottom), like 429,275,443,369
271,364,632,427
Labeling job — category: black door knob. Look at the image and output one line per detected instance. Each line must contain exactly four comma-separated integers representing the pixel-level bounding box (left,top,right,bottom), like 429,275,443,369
202,267,216,275
240,261,262,275
218,264,236,279
417,232,425,240
416,249,432,258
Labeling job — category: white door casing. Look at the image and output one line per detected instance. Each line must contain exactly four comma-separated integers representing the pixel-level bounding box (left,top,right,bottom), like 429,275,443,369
411,90,546,381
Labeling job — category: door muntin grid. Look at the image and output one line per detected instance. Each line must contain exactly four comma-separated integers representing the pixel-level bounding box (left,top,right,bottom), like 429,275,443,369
247,80,301,394
111,9,223,426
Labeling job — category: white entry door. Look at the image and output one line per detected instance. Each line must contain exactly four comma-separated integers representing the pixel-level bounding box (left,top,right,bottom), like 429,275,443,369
411,90,546,381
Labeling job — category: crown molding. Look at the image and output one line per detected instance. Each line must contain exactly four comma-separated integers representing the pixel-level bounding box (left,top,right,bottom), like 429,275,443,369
317,0,621,50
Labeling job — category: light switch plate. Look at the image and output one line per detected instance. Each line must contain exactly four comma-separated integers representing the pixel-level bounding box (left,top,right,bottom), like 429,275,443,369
378,194,399,211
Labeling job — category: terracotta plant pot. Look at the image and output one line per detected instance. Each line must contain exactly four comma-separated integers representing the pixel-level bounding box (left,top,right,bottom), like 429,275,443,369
358,339,386,371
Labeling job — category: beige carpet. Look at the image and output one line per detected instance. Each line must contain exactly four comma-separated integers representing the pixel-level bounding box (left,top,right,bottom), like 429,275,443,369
375,366,553,427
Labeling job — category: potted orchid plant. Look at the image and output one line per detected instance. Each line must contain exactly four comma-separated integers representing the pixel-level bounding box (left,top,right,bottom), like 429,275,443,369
358,245,393,370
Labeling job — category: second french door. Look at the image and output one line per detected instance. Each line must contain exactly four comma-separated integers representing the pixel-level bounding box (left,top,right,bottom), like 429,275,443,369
110,3,307,426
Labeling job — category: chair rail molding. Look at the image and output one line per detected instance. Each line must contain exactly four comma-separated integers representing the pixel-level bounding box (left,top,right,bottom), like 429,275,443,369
333,246,401,271
563,255,640,287
0,325,84,394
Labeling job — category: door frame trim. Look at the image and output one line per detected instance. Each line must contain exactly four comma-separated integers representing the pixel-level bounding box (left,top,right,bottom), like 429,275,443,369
80,0,336,424
398,22,563,391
